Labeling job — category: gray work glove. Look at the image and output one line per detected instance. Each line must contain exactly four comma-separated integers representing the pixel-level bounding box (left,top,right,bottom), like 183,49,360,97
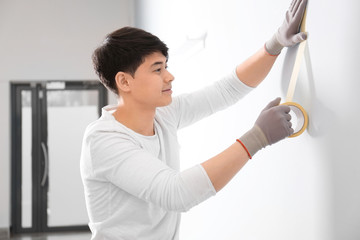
265,0,308,55
239,98,294,158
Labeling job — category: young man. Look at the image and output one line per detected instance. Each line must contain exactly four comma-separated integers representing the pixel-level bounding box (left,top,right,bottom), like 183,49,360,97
80,0,307,239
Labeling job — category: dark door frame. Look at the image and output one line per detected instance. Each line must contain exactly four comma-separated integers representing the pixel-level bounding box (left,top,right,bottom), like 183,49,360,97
10,81,107,234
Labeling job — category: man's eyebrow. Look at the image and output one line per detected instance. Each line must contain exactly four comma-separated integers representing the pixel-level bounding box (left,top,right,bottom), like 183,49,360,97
151,61,165,67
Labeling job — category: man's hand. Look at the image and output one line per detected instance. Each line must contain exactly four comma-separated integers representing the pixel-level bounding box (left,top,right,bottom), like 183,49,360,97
238,98,294,158
265,0,308,55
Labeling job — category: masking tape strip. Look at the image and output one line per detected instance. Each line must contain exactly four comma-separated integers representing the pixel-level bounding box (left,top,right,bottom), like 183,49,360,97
285,40,307,102
283,4,308,137
285,5,308,102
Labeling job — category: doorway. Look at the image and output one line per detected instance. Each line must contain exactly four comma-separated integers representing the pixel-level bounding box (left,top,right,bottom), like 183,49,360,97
10,81,107,234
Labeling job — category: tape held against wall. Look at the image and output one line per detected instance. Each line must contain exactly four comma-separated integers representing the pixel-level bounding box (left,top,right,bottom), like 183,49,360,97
281,101,309,138
282,4,309,138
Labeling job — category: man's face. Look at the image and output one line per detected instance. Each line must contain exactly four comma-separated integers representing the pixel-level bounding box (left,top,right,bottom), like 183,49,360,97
127,51,174,109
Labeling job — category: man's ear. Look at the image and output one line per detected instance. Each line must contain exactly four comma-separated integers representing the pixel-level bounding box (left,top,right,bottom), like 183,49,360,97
115,72,131,93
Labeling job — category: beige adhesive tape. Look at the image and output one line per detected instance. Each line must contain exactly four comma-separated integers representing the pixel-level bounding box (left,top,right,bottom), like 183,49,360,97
285,40,307,103
283,5,309,137
281,102,308,138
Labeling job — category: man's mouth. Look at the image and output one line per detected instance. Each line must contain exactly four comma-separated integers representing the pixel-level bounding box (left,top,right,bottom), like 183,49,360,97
162,87,172,92
162,88,172,93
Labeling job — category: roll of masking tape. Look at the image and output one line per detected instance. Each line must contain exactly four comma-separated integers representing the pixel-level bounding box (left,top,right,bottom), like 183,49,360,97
281,102,308,138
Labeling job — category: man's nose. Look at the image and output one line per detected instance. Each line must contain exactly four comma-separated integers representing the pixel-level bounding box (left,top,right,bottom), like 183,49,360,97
165,70,175,82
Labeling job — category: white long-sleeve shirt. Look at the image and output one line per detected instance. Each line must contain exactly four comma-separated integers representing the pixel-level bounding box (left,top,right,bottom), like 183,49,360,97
80,69,253,239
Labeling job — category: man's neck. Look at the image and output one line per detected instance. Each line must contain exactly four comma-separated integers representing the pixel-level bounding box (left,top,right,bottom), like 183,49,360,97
112,102,156,136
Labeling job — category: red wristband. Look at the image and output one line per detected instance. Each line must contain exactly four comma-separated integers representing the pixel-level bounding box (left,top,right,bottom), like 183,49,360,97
236,139,252,159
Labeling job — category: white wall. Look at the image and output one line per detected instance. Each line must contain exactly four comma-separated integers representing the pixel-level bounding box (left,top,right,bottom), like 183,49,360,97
135,0,360,239
0,0,133,230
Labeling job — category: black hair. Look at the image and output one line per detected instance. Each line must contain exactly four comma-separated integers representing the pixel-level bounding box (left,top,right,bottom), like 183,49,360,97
92,27,169,95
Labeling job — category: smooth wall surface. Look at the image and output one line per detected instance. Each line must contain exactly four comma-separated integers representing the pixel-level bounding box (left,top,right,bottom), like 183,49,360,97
135,0,360,239
0,0,132,229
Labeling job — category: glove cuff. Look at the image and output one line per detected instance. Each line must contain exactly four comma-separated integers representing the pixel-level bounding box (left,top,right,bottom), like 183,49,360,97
265,34,283,56
238,125,269,158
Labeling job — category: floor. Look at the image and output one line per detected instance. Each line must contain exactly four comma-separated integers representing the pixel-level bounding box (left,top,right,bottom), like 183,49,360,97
10,232,91,240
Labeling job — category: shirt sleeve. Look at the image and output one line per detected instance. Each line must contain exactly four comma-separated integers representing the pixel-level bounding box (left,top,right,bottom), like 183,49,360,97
169,68,254,129
89,131,216,212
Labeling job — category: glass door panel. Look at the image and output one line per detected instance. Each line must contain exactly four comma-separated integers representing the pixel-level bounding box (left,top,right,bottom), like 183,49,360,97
21,90,32,228
46,90,99,227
